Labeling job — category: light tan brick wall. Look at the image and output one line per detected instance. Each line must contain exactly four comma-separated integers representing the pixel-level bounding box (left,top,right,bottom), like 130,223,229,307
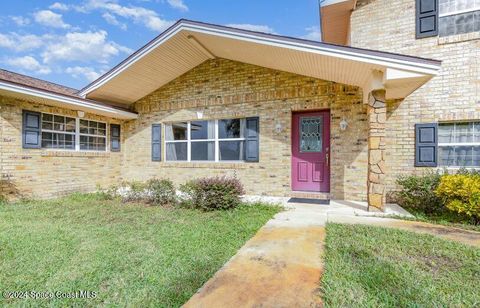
123,58,368,200
351,0,480,199
0,97,123,199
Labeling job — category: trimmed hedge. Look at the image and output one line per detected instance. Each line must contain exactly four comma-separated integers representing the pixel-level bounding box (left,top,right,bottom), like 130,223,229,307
106,178,176,205
180,176,245,211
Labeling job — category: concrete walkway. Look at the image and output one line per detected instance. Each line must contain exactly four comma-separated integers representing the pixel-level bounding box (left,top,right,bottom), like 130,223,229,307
184,201,480,307
184,202,326,307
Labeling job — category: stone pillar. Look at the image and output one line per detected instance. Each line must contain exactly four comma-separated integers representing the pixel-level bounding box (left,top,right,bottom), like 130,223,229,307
367,89,386,211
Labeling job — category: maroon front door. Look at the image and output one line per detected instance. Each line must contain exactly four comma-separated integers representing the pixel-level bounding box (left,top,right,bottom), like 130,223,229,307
291,111,330,192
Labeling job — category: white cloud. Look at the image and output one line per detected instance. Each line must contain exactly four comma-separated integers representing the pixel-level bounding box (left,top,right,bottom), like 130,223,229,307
0,33,45,52
33,10,70,29
11,16,30,26
226,24,276,34
49,2,70,11
102,12,127,30
167,0,188,12
65,66,102,81
42,30,132,64
301,26,321,41
85,0,174,32
4,56,52,75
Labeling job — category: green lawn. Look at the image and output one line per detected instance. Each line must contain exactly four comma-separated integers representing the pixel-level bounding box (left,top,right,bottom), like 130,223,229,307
0,193,280,307
321,223,480,307
401,208,480,232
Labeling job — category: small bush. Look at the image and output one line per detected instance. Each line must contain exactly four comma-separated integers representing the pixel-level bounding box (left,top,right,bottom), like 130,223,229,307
395,171,443,213
180,176,245,211
436,174,480,223
146,178,176,205
178,181,197,209
106,179,176,205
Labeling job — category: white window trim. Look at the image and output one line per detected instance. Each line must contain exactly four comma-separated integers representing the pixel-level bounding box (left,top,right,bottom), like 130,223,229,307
164,119,246,162
78,118,108,152
40,111,109,153
439,3,480,17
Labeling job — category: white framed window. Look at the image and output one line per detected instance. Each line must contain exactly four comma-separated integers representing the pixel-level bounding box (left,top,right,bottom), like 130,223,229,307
165,119,246,162
439,0,480,36
40,112,108,152
438,121,480,167
41,113,76,150
79,119,107,151
439,0,480,17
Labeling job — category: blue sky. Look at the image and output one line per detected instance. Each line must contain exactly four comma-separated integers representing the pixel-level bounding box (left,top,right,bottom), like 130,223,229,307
0,0,321,89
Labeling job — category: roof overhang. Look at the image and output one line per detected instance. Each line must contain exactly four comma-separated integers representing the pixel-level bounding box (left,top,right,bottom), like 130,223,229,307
80,19,441,106
0,80,138,119
320,0,357,45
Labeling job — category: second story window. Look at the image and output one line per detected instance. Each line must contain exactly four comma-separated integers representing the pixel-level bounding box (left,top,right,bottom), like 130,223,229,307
439,0,480,36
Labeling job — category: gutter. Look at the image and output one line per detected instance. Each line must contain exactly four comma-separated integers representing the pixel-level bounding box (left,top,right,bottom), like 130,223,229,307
0,80,138,120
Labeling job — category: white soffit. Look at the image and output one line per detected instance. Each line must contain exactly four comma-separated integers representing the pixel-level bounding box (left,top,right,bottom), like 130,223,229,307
0,81,138,119
81,20,441,105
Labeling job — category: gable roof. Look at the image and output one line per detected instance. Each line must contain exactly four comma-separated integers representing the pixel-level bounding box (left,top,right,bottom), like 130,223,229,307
0,69,79,96
79,19,441,105
0,69,137,119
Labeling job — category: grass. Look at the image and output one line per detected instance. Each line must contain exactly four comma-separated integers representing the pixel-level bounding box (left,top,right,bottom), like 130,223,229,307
0,193,280,307
321,223,480,307
401,207,480,232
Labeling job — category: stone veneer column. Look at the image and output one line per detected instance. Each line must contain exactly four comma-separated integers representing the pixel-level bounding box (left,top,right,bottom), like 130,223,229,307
367,89,386,211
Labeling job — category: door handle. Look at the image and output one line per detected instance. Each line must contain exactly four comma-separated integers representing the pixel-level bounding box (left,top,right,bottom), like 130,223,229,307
326,147,329,166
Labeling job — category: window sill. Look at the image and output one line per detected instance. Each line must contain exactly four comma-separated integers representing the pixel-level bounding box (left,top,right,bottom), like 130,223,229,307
160,161,250,169
40,150,112,157
437,166,480,169
438,32,480,45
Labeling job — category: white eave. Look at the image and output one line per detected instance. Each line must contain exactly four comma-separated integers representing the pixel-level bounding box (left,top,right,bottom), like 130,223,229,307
0,80,138,120
320,0,357,45
79,19,442,105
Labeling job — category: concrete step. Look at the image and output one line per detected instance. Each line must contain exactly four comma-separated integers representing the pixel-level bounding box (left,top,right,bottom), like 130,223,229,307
289,191,330,204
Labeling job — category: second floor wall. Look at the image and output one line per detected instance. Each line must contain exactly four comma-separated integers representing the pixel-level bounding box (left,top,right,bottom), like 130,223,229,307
350,0,479,106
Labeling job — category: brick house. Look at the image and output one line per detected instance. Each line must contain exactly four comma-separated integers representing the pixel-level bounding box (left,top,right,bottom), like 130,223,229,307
1,0,476,210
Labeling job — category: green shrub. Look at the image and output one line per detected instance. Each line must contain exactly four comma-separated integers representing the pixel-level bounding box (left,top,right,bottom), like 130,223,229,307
178,181,197,209
395,171,443,213
180,176,245,211
146,178,176,205
106,179,176,205
436,174,480,223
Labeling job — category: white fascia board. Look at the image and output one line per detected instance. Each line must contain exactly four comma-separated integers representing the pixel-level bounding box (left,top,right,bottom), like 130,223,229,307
183,24,441,74
79,22,441,97
385,68,426,80
0,81,138,119
78,24,185,96
321,0,351,6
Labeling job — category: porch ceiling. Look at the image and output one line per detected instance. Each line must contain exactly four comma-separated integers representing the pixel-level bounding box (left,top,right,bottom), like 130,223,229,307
80,19,441,106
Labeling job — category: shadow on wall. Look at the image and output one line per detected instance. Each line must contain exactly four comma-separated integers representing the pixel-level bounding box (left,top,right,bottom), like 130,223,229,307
329,94,400,201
